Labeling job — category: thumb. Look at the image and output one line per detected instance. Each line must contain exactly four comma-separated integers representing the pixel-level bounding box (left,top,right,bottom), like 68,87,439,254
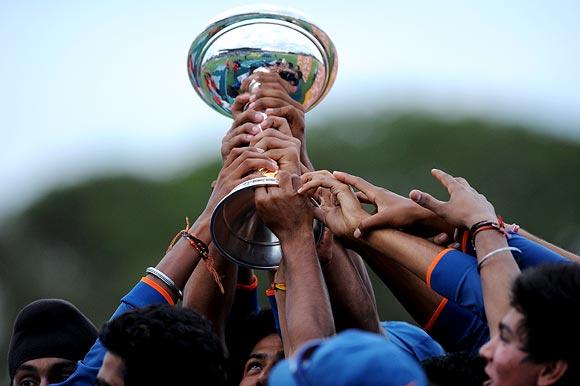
409,189,444,214
356,212,396,237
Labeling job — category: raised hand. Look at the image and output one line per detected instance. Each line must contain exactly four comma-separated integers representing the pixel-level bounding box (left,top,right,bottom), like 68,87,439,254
250,116,302,174
254,171,314,240
206,147,278,213
409,169,497,229
332,171,453,240
299,170,369,239
221,109,266,161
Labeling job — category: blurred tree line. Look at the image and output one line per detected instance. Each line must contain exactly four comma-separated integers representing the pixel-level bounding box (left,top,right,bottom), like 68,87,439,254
1,111,579,381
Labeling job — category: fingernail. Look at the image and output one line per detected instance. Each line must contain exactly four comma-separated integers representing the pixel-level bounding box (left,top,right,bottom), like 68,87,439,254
256,148,265,153
354,229,361,238
265,108,273,114
254,112,264,121
249,103,256,111
410,191,421,202
250,125,261,134
249,94,257,102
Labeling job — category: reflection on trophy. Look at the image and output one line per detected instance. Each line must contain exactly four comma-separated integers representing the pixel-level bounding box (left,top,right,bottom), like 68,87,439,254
188,5,338,269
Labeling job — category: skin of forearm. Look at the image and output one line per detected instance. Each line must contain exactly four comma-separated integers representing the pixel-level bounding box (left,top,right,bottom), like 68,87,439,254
182,244,237,342
346,249,378,309
360,228,444,281
323,242,381,333
474,231,520,337
280,229,335,352
150,212,211,294
274,262,293,357
356,243,444,327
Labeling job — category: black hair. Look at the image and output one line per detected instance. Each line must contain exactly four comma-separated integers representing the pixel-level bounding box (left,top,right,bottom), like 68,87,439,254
511,263,580,386
225,308,278,383
100,304,230,386
422,351,487,386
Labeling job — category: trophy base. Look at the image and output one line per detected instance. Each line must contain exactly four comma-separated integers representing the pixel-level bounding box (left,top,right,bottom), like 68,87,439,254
210,176,324,270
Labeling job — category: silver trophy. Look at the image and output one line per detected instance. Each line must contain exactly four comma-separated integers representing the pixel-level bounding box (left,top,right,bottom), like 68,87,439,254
188,5,338,269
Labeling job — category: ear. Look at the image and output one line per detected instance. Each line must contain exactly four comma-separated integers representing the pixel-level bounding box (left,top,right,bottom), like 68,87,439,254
537,360,568,386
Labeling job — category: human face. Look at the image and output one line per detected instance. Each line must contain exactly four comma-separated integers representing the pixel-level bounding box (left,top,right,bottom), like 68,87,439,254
12,357,76,386
96,351,126,386
239,333,284,386
479,308,543,386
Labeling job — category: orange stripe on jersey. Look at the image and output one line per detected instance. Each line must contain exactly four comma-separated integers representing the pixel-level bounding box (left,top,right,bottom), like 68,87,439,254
426,248,454,288
141,276,175,305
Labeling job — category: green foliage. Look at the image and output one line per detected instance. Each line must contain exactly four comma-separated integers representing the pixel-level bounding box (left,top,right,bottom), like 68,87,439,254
1,111,579,382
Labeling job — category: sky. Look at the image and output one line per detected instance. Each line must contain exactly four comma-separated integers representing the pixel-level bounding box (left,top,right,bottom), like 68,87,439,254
1,0,579,221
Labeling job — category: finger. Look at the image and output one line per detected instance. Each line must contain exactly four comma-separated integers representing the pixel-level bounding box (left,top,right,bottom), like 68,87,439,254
224,146,263,168
250,128,296,147
236,158,279,178
409,189,445,215
231,109,266,129
332,171,378,202
227,147,276,169
430,168,459,192
248,97,301,113
299,171,335,193
249,88,302,110
454,176,472,188
252,137,295,153
231,93,250,116
357,212,397,235
260,116,293,136
290,173,302,192
242,72,295,94
355,191,373,204
433,232,450,245
313,206,328,223
264,149,299,169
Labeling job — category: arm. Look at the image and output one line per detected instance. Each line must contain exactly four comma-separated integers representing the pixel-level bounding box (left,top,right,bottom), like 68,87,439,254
255,171,335,355
410,168,520,336
320,235,382,334
182,147,280,342
514,227,580,263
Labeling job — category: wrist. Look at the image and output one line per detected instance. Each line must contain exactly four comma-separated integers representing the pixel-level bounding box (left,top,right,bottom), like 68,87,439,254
466,213,497,229
277,223,315,242
188,214,211,244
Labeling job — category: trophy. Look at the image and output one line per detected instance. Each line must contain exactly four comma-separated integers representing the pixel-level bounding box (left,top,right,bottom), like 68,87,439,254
188,5,338,269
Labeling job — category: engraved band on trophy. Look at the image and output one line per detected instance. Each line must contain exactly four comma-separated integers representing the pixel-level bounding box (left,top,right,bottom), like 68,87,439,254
187,5,338,269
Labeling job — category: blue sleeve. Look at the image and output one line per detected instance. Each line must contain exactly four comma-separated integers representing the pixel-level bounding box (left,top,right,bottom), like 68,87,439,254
429,249,485,320
51,281,169,386
425,299,490,353
507,233,569,270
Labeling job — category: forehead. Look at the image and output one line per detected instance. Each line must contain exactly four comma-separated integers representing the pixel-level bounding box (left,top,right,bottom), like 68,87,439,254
97,351,126,386
17,357,76,372
252,333,283,353
502,308,525,331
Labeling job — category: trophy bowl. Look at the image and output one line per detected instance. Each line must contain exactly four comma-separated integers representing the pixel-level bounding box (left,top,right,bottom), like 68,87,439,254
187,4,338,118
188,5,337,269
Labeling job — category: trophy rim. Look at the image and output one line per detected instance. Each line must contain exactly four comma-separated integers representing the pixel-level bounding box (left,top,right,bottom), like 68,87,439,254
188,6,338,118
